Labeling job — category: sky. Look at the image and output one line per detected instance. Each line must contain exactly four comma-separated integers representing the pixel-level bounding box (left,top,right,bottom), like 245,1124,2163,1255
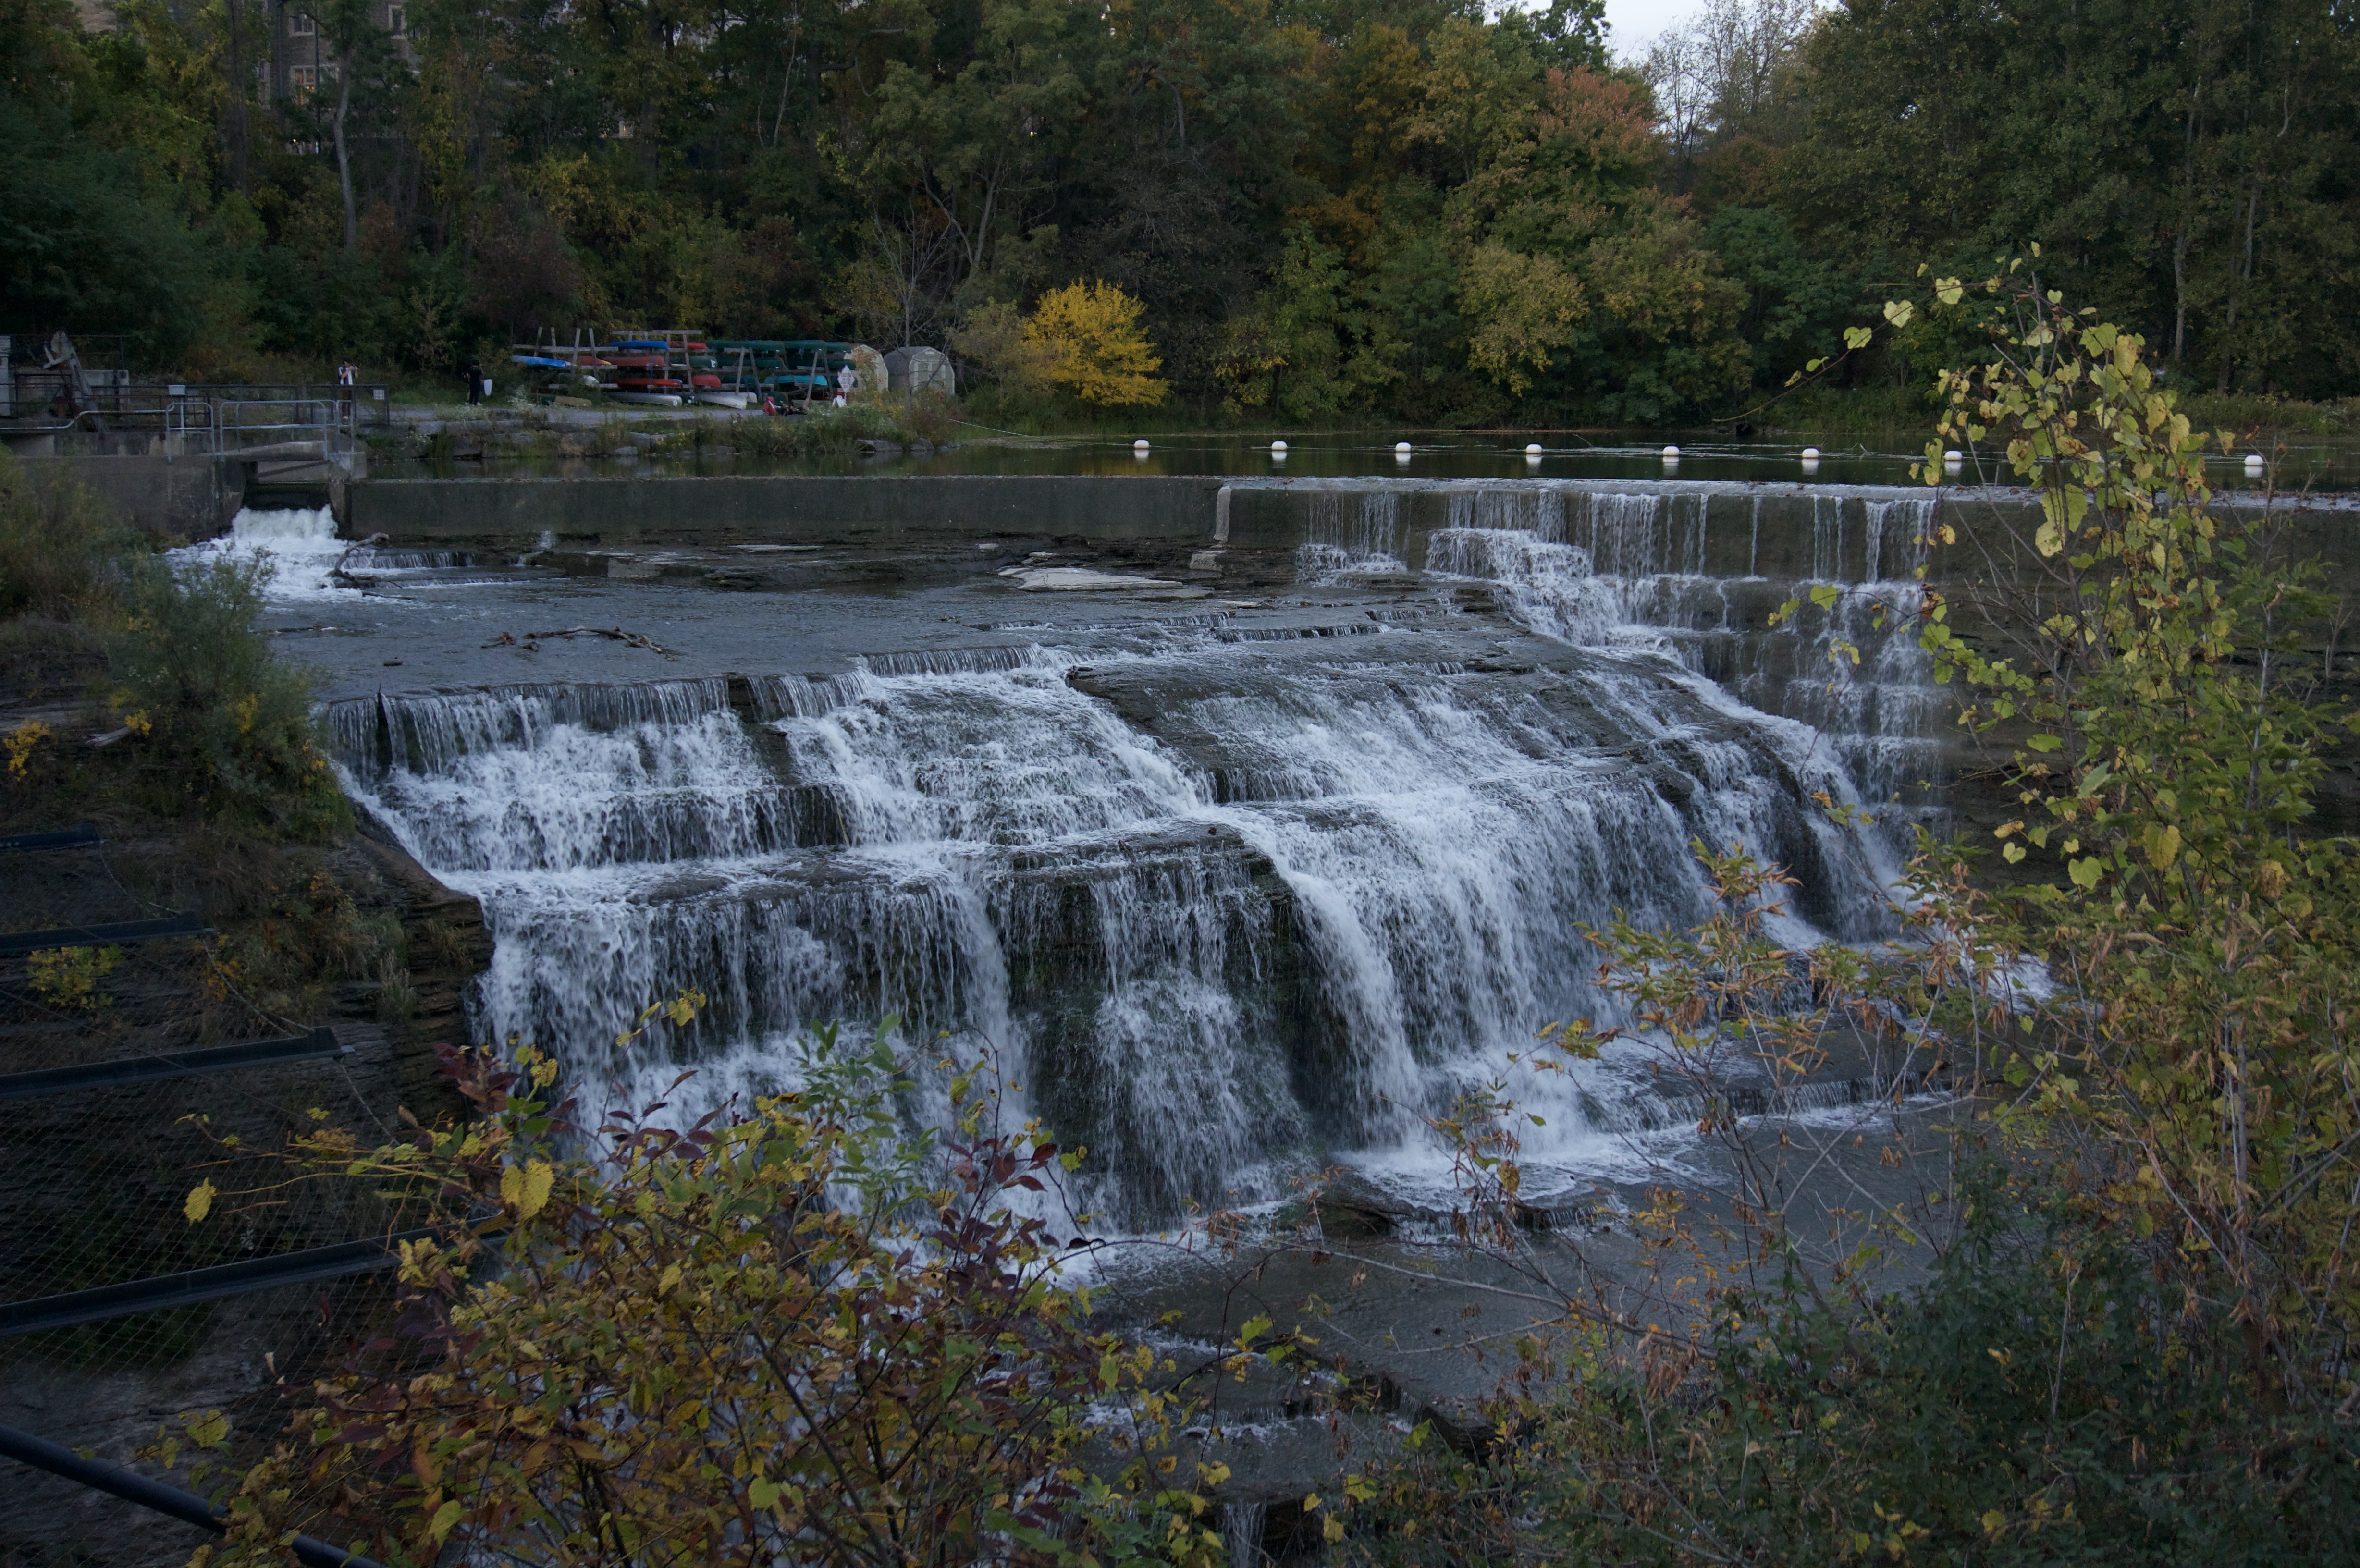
1600,0,1699,52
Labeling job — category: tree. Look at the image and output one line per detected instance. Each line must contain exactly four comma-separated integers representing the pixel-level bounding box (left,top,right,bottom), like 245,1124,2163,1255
1702,204,1850,384
1023,280,1168,406
1907,263,2360,1401
1448,66,1749,418
1777,0,2360,398
0,0,212,360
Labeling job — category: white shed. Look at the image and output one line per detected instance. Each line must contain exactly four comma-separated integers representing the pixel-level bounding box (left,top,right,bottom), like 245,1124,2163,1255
882,346,957,398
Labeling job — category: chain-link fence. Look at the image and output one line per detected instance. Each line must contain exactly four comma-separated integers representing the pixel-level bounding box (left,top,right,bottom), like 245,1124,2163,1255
0,829,458,1568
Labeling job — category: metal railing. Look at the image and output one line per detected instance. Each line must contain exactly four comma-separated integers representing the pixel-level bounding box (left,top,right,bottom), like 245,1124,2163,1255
163,396,362,463
0,1422,381,1568
5,383,391,437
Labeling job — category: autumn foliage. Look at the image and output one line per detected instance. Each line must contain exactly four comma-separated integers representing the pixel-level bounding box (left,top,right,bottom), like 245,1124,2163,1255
1020,282,1168,409
175,1020,1230,1568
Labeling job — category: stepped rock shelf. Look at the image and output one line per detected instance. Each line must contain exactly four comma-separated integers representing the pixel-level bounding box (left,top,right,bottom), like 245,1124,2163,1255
302,474,2031,1223
298,480,2360,1199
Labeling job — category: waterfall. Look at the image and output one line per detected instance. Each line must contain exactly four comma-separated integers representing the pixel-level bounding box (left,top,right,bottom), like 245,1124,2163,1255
1221,1502,1267,1567
332,483,1946,1226
1421,490,1946,857
1444,486,1566,539
1296,489,1405,578
173,505,355,600
1809,495,1847,582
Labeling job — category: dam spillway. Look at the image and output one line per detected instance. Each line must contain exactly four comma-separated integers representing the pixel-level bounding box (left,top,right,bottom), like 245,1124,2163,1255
289,477,1959,1225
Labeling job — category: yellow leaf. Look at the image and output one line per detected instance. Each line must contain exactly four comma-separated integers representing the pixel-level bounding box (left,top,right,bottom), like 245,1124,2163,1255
1323,1515,1345,1543
427,1500,464,1544
522,1160,555,1218
1303,1492,1322,1511
184,1181,217,1224
2142,823,2180,869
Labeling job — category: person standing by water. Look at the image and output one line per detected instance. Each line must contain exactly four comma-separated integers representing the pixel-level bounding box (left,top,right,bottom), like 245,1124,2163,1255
465,360,482,405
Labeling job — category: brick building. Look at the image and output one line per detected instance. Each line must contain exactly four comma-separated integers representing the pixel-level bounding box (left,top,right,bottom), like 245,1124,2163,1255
269,2,415,102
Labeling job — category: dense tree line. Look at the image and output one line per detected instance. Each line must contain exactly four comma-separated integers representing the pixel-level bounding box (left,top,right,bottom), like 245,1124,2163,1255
2,0,2356,420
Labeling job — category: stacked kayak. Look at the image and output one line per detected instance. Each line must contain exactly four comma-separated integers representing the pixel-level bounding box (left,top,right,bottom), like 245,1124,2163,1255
605,346,686,406
713,338,853,403
512,330,792,409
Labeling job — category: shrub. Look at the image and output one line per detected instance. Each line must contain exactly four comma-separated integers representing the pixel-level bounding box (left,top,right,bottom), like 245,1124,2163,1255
107,555,347,836
0,451,141,622
175,1017,1230,1568
1340,1176,2360,1566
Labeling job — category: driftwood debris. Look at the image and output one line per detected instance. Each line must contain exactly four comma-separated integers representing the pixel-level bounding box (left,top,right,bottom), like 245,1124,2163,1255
484,626,680,657
330,533,391,583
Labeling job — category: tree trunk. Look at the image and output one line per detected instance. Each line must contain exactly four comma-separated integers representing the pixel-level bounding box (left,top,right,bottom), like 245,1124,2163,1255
334,46,357,252
224,0,250,194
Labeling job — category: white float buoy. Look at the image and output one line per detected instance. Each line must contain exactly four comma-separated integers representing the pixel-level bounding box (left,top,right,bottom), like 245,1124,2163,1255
1943,450,1964,462
1270,440,1288,453
1661,445,1681,458
1800,447,1822,461
1394,441,1413,454
1524,443,1544,456
1133,438,1151,451
2244,453,2266,471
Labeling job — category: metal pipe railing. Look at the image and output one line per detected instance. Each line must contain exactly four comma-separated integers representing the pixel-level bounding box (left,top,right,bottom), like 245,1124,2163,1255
0,1421,385,1568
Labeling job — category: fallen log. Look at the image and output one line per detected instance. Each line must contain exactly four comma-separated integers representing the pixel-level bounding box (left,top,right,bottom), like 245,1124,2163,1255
483,626,681,656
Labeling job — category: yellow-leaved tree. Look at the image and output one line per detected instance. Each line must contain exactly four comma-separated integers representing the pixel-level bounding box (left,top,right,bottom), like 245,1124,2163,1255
1021,281,1167,407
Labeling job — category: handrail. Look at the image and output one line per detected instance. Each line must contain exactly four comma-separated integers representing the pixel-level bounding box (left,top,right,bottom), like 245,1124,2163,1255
0,1226,441,1337
6,392,380,452
160,397,361,463
0,1422,384,1568
0,1027,347,1101
0,912,212,956
0,822,101,853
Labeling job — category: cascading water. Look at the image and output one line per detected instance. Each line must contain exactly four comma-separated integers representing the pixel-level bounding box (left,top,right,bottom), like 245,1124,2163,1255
1418,486,1945,855
172,505,354,600
1295,489,1406,579
332,483,1950,1226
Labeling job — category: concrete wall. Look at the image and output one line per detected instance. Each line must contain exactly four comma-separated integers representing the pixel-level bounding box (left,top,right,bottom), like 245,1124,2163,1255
12,453,235,537
350,473,1230,546
347,471,2360,589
